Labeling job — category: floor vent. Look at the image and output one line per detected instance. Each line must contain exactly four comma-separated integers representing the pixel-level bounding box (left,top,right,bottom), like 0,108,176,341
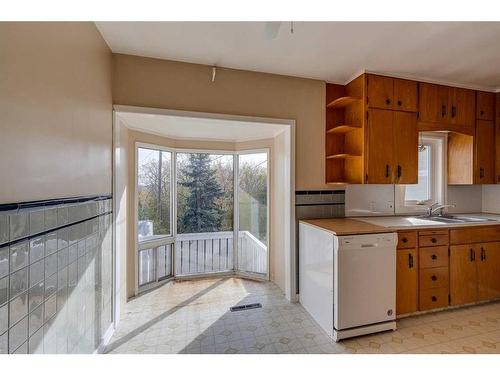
230,303,262,312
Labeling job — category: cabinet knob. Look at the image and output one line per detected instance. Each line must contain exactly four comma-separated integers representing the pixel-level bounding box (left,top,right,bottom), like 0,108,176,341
431,238,437,244
480,110,484,116
431,254,437,260
431,275,437,281
385,98,391,105
397,100,402,106
402,237,408,243
432,296,437,302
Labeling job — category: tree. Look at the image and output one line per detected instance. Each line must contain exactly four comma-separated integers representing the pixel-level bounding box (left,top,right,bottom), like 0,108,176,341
178,153,225,233
137,151,171,237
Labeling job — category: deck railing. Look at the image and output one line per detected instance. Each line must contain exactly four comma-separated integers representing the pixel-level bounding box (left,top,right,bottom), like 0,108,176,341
138,231,267,287
175,231,267,276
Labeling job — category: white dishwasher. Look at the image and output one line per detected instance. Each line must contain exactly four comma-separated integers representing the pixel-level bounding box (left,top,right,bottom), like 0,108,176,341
334,233,397,341
299,223,397,342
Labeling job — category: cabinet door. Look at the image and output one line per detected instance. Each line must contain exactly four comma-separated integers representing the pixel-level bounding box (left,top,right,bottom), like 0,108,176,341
477,91,495,121
450,244,477,306
475,120,495,184
450,88,475,128
393,111,418,184
419,83,449,124
367,75,394,110
477,242,500,301
366,109,394,183
393,79,418,112
396,249,419,315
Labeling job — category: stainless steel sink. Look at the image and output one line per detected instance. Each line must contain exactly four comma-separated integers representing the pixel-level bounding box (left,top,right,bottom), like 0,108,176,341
425,215,498,223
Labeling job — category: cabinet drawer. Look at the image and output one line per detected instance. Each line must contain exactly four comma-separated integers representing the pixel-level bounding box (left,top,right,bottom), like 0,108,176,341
419,267,449,290
397,231,417,249
419,287,449,311
419,246,449,268
419,233,449,247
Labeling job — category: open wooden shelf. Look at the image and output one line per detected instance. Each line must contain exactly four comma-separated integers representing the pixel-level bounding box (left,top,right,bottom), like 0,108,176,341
326,96,361,109
327,124,362,134
326,153,362,160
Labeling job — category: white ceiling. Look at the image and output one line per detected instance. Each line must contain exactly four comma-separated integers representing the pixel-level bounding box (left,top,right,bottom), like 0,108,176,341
116,110,286,142
96,22,500,91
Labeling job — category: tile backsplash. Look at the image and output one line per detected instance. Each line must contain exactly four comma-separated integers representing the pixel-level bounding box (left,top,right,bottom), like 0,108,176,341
0,196,113,354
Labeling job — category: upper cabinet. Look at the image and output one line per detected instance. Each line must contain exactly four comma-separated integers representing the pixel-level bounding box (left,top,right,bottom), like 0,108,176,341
419,83,475,132
325,73,497,185
477,91,496,121
367,75,418,112
366,109,418,184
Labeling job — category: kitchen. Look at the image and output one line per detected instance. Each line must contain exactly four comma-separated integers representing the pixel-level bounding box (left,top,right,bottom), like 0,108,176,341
299,72,500,348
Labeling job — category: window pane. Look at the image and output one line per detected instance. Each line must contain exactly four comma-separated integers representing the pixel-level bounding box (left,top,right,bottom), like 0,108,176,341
237,152,268,276
157,244,173,280
137,148,171,242
405,146,431,202
138,248,155,286
238,153,268,245
175,152,234,276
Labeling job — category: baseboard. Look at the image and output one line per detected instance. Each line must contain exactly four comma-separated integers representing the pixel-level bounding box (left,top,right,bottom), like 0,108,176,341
94,324,115,354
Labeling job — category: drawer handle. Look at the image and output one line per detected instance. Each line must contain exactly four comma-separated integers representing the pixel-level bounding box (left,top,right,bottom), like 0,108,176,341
386,98,391,105
431,275,437,281
431,254,437,260
431,238,437,243
397,100,402,106
470,248,475,262
432,296,437,302
402,237,408,243
408,253,414,269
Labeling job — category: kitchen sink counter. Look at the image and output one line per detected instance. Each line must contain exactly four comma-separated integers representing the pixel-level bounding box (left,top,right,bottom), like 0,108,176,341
355,213,500,230
299,218,393,236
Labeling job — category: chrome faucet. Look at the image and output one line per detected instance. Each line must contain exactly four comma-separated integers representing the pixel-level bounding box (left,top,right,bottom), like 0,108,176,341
426,203,456,217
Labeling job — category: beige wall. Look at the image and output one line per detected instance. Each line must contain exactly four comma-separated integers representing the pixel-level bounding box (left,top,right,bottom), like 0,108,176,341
0,22,113,203
112,54,326,191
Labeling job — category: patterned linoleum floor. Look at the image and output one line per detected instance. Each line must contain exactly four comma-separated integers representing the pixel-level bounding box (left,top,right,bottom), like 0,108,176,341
105,277,500,354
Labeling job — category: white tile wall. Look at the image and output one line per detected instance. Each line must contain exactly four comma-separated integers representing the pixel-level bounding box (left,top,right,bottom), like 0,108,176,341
447,185,483,213
482,185,500,214
345,185,395,217
345,184,485,216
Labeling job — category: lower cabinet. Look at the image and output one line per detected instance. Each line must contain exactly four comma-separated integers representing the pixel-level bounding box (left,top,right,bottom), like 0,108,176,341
396,248,419,315
397,228,500,316
477,242,500,301
450,242,500,305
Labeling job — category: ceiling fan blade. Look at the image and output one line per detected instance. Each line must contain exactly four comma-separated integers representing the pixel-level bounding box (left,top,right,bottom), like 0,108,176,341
264,22,282,40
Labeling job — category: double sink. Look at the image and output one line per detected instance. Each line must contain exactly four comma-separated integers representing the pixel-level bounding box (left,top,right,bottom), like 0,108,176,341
424,215,499,224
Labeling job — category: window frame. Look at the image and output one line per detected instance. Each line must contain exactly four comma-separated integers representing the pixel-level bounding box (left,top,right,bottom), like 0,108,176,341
395,132,447,215
135,143,176,250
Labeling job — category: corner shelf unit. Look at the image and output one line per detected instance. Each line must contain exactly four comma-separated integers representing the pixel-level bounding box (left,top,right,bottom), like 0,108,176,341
325,75,366,184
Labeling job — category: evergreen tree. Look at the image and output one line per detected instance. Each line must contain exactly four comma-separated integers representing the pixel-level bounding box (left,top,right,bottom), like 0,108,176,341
178,153,224,233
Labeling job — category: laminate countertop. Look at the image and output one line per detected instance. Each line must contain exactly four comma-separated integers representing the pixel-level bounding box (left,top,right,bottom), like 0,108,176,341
300,214,500,236
299,218,393,236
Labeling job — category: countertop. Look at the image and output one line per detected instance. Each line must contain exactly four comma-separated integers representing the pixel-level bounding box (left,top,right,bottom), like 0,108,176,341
299,218,393,236
300,213,500,236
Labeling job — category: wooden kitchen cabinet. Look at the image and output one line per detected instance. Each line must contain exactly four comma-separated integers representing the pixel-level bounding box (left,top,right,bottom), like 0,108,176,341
393,111,418,183
450,244,478,306
449,87,476,129
477,242,500,301
397,249,419,315
367,74,417,112
419,83,450,125
477,91,496,121
475,120,496,184
366,109,418,184
418,82,475,131
366,109,394,183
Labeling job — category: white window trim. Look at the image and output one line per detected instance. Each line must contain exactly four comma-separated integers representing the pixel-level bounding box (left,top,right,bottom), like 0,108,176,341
395,132,447,215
